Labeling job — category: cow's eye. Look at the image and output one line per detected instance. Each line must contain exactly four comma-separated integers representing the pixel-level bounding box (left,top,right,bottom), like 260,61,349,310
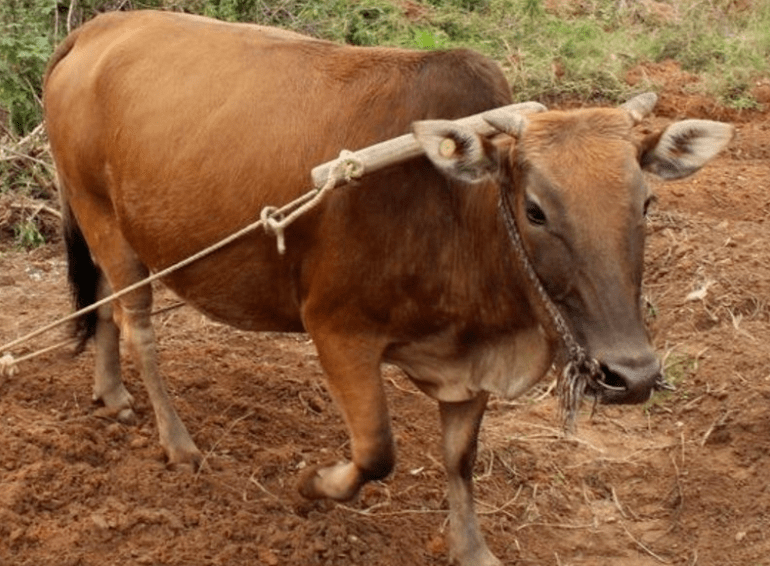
525,199,547,226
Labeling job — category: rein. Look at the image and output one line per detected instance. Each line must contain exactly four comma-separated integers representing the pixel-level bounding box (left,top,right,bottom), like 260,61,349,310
497,188,604,432
0,153,364,377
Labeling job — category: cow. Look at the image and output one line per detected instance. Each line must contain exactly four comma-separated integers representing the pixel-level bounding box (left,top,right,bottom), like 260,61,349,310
43,10,733,566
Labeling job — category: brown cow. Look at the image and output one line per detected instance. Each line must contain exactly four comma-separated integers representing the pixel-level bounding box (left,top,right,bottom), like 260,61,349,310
44,11,733,566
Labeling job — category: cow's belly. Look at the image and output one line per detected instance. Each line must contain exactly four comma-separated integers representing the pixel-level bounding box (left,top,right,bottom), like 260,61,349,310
384,325,557,402
148,235,306,333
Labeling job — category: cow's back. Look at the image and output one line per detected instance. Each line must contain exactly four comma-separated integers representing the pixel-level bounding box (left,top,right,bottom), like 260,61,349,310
44,10,512,330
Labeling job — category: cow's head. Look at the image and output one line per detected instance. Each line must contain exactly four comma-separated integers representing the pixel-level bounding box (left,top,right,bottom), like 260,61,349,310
413,94,733,404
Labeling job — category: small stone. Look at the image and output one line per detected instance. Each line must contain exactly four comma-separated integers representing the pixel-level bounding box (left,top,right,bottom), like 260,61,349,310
426,534,447,555
91,513,110,530
258,547,279,565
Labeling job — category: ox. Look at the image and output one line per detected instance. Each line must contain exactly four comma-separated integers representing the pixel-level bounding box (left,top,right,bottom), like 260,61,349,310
44,11,733,566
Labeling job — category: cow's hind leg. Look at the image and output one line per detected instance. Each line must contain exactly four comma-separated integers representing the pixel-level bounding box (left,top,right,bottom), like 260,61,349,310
118,291,202,469
91,275,134,421
63,205,133,421
439,393,501,566
60,175,200,468
87,226,202,468
299,332,394,501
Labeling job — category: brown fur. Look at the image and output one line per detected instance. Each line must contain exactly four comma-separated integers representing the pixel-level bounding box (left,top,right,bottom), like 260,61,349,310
44,11,682,566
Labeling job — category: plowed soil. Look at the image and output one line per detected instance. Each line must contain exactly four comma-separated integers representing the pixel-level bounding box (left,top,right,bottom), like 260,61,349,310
1,85,769,565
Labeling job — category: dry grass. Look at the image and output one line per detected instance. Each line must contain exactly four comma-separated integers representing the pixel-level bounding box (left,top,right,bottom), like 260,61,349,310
0,124,58,248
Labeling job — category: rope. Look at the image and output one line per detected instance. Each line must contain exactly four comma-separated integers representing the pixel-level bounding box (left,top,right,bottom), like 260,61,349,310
261,150,363,254
498,188,671,428
0,151,365,377
497,188,603,433
1,353,18,377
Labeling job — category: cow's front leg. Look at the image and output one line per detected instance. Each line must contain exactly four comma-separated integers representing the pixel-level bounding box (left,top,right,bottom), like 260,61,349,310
439,392,501,566
299,332,394,501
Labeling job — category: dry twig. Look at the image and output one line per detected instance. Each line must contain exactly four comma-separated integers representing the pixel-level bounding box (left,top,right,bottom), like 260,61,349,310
701,409,732,446
10,202,62,219
621,522,671,564
195,410,254,478
476,484,523,517
0,144,55,173
248,473,281,501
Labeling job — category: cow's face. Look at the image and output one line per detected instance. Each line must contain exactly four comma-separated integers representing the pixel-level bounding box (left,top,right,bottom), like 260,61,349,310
414,95,733,404
512,109,656,403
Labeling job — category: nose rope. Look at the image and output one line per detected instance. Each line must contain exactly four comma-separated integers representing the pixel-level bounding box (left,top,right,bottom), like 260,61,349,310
497,189,603,432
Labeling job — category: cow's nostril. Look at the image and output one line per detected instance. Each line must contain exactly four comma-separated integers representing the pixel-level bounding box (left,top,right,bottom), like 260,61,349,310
597,364,626,391
595,357,661,404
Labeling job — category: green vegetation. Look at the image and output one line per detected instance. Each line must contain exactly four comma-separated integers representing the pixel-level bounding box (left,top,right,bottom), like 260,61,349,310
643,352,698,413
1,0,769,246
13,217,46,248
2,0,768,136
0,0,55,136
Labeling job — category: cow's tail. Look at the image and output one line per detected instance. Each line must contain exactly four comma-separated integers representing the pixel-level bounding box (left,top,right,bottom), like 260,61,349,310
60,184,100,354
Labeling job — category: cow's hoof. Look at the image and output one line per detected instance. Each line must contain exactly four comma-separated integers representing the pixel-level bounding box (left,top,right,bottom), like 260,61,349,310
451,548,502,566
449,533,502,566
164,445,204,473
298,461,362,501
94,385,136,423
116,407,137,424
93,404,137,425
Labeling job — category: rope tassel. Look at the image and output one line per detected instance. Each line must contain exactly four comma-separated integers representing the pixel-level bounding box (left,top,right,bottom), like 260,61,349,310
261,150,364,255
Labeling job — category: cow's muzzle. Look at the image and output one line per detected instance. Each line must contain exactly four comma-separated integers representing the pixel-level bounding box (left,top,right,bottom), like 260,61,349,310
589,354,664,404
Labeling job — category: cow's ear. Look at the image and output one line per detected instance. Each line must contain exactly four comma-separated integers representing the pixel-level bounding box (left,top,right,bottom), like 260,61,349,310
413,120,498,184
640,120,734,180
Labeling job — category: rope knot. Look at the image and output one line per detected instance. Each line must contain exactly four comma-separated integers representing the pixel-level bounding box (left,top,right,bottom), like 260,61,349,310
335,149,365,183
1,353,18,377
557,347,603,434
1,149,367,374
260,206,287,254
260,149,365,255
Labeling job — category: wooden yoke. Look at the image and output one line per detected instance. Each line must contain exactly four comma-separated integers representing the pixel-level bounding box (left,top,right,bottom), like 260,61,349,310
310,101,547,189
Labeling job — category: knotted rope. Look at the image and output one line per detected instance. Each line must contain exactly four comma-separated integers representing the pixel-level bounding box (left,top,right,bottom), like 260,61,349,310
498,189,603,433
261,150,364,254
1,353,18,377
0,151,365,377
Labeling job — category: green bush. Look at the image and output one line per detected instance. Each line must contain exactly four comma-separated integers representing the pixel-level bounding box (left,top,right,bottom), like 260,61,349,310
0,0,165,137
1,0,769,137
0,0,56,136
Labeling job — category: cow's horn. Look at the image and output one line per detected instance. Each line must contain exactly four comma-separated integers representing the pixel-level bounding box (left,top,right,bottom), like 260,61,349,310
482,101,546,137
621,92,658,124
483,112,528,137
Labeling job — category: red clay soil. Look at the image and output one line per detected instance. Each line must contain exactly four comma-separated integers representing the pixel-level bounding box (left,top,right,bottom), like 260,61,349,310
1,85,769,566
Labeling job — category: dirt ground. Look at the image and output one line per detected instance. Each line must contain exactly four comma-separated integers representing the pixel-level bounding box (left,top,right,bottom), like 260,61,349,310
1,81,769,565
